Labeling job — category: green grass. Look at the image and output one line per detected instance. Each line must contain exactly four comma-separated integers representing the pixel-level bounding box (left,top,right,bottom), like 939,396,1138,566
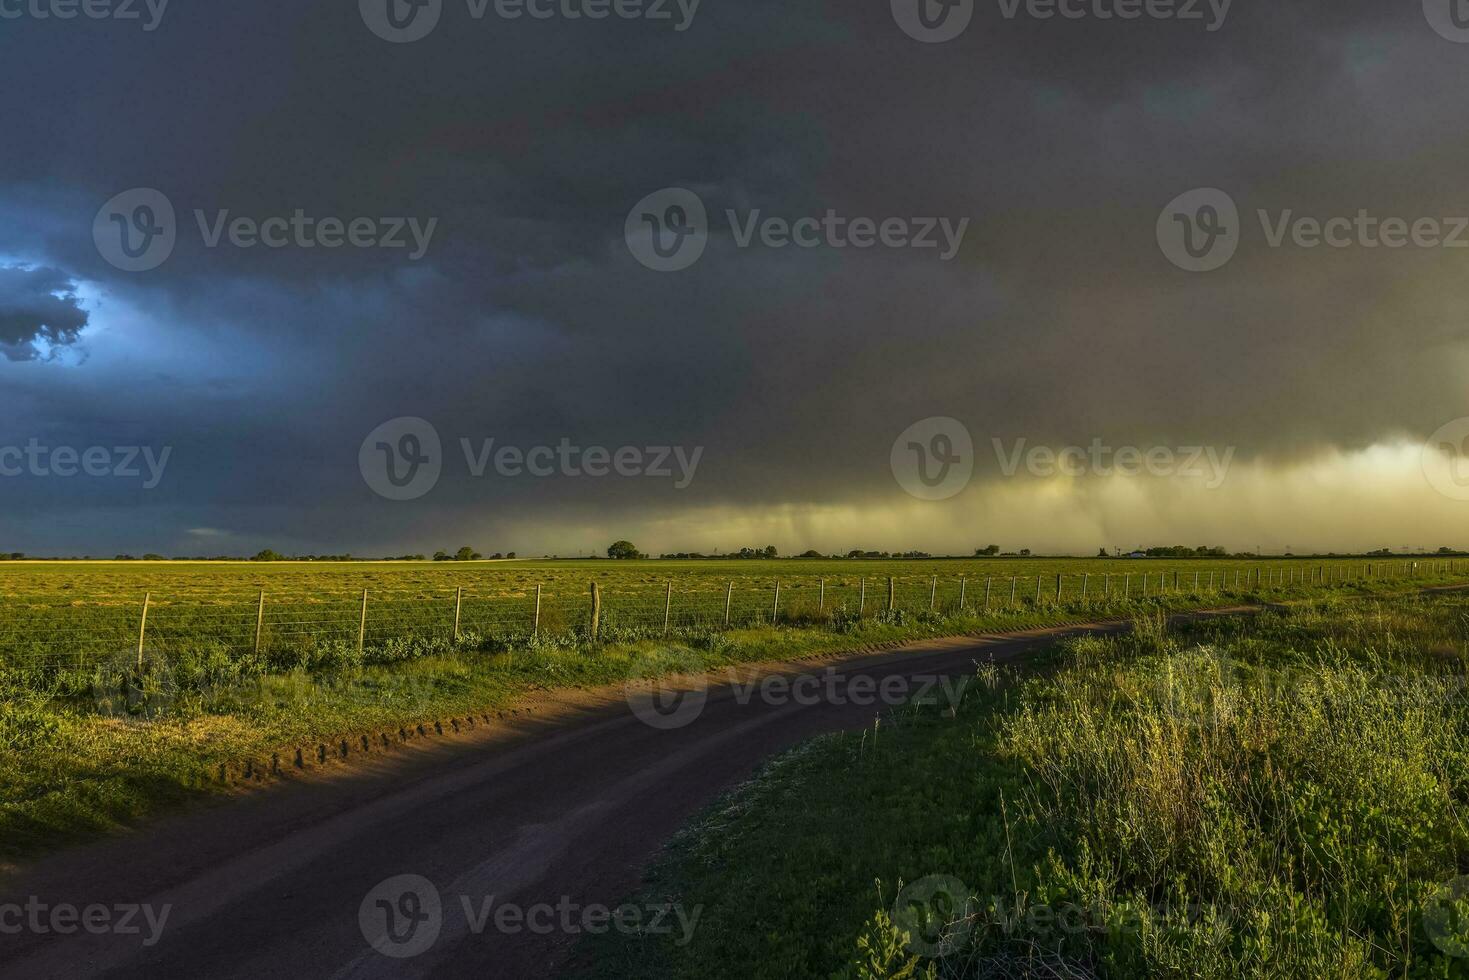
570,591,1469,979
0,558,1461,868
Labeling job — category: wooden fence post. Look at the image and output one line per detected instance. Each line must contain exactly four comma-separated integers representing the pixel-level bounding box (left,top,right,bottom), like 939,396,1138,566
819,577,826,615
724,581,733,626
137,592,151,669
254,591,265,656
1081,573,1088,600
358,589,368,656
1009,576,1017,606
453,586,463,643
959,576,967,609
859,577,866,617
663,581,673,636
984,576,992,609
589,581,601,641
772,580,781,623
533,584,542,638
1055,574,1063,602
929,576,937,612
887,577,896,612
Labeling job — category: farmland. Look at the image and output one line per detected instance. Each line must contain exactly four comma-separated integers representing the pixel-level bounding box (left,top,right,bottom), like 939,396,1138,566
0,557,1464,863
0,556,1451,684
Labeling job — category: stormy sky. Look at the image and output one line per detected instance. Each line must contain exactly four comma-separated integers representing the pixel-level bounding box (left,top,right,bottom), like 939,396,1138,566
2,0,1468,557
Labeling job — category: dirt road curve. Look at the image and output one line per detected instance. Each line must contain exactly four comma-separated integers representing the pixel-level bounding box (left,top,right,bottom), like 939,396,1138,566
0,613,1242,979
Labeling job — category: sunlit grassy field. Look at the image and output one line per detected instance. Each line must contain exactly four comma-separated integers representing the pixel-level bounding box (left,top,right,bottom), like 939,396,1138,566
0,557,1461,865
0,556,1443,680
574,591,1469,979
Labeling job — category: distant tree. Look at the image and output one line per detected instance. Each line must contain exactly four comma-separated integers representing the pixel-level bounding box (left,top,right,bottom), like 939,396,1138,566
455,546,480,561
799,550,822,558
1020,548,1032,556
506,552,516,559
975,545,1000,556
762,545,778,559
252,549,283,561
433,550,450,561
607,540,642,560
1098,548,1108,558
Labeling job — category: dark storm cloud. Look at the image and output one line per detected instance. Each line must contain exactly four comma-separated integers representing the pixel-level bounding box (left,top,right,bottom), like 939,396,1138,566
0,265,88,360
0,0,1466,553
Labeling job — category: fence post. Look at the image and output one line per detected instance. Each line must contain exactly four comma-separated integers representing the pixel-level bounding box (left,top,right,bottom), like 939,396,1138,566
1009,576,1017,606
1124,574,1130,597
254,590,266,656
1081,573,1088,600
453,586,463,643
358,589,368,656
724,581,733,626
859,577,866,617
772,580,781,624
929,576,937,612
137,592,151,669
663,581,673,636
887,577,896,612
1035,575,1042,603
959,576,967,609
589,581,601,641
819,577,826,615
1104,574,1110,597
533,584,542,638
984,576,992,609
1056,574,1063,602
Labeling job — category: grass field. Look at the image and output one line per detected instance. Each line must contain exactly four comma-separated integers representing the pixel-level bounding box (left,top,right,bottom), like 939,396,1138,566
0,558,1463,865
572,590,1469,979
0,556,1447,682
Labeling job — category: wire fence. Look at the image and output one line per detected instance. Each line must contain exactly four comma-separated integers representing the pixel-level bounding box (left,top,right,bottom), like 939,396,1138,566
0,559,1460,676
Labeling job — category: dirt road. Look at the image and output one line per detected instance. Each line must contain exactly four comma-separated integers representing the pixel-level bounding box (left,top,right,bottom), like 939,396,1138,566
0,613,1239,979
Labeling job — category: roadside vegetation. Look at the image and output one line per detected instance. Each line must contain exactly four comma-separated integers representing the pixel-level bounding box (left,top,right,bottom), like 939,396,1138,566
573,591,1469,979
